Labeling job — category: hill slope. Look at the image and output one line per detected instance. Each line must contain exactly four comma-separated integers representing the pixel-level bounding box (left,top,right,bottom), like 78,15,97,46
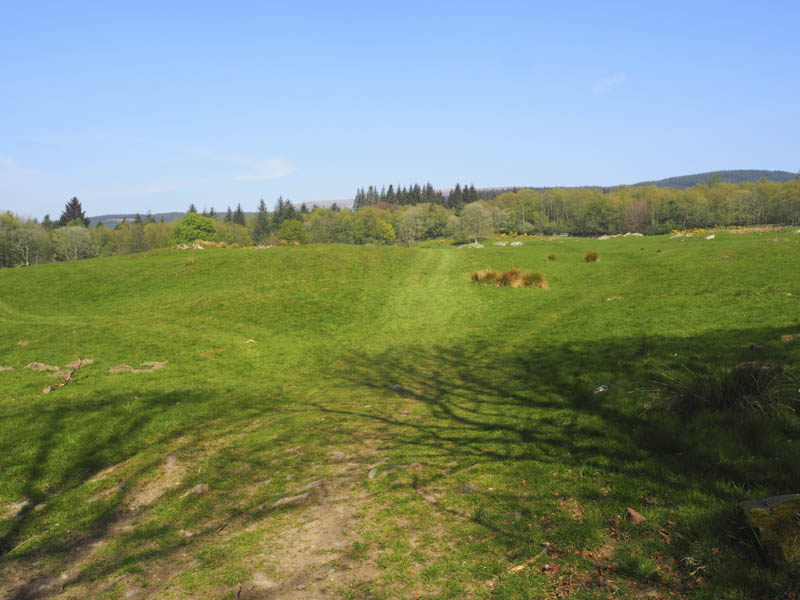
633,169,797,188
2,237,800,598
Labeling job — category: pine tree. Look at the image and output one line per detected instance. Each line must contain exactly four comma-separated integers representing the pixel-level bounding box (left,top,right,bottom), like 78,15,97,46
58,197,90,227
233,203,246,225
253,198,271,243
42,214,54,230
224,206,233,223
331,202,340,212
145,211,156,224
386,184,396,204
300,203,309,214
208,207,217,218
188,203,198,214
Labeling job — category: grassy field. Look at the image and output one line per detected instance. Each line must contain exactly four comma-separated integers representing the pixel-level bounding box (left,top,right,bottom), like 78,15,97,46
1,232,799,599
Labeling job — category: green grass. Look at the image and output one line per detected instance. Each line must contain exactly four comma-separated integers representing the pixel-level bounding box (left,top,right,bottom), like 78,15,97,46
1,232,800,598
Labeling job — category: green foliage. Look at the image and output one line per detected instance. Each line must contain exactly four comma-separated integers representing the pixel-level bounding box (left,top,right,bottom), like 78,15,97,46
276,219,309,244
171,213,216,244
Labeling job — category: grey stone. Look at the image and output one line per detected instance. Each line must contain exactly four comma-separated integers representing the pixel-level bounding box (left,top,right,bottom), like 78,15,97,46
272,492,310,508
741,494,800,564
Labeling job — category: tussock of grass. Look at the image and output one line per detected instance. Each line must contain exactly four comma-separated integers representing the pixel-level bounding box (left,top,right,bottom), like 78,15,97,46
583,251,599,262
471,268,548,289
648,360,798,415
547,253,557,261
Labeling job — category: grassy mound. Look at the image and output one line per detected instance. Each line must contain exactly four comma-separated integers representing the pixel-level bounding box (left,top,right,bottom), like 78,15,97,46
471,267,549,289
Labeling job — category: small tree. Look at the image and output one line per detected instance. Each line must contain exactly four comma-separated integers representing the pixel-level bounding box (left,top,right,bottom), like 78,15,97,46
252,198,271,243
398,206,425,245
58,197,90,227
53,226,94,260
233,203,246,226
171,213,215,244
461,202,492,243
277,219,310,244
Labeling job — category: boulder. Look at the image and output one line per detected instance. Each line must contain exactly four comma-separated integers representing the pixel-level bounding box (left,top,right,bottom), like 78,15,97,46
741,494,800,565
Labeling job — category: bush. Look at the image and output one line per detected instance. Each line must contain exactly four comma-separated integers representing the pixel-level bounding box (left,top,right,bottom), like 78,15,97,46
648,361,797,415
277,219,310,244
522,270,549,289
172,213,215,244
547,254,557,261
584,251,599,262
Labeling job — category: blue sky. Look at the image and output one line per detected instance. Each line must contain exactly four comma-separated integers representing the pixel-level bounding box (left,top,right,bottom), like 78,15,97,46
1,1,798,218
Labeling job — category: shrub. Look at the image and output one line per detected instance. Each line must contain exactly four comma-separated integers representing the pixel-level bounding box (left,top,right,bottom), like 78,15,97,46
584,251,599,262
547,254,557,261
648,361,797,415
171,213,215,244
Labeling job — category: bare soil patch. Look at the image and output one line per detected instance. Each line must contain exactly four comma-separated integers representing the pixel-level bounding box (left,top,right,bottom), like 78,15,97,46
25,363,59,372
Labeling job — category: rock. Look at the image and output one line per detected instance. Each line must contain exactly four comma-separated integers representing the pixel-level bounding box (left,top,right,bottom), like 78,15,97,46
299,479,323,491
593,384,608,394
327,451,346,460
493,241,508,246
387,384,404,392
598,235,611,240
741,494,800,564
164,455,179,473
272,492,310,508
368,467,379,480
187,483,209,496
626,507,646,525
510,241,523,246
705,234,715,240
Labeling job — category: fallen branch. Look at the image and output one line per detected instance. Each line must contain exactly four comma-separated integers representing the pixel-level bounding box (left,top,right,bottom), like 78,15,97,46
43,356,84,395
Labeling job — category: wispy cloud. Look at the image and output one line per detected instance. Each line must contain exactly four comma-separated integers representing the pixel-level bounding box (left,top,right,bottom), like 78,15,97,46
83,150,295,200
592,73,627,95
190,150,295,182
0,154,37,178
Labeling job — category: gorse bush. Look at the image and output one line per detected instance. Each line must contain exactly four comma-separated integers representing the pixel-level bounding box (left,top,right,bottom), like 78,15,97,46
584,251,599,262
471,268,548,289
648,360,798,415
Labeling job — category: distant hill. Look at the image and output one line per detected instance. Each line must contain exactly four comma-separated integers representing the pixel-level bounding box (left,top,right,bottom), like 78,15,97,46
89,212,184,227
89,200,353,227
632,169,797,189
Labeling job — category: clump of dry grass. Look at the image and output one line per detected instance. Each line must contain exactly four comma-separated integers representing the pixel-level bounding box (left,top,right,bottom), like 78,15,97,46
547,254,557,261
471,268,548,289
522,270,549,289
184,257,196,266
471,269,499,284
583,251,599,262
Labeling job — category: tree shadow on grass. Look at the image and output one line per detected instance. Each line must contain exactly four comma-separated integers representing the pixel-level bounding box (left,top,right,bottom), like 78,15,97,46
311,325,800,596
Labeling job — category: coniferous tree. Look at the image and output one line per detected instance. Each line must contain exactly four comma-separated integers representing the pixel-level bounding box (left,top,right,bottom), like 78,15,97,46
253,199,271,242
42,214,54,230
224,206,233,223
233,203,246,225
331,202,340,212
208,207,217,218
58,197,90,227
300,203,309,214
188,203,198,214
145,211,156,224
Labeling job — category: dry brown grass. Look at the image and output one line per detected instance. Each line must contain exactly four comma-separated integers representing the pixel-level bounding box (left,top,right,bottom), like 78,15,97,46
471,268,548,289
583,251,599,262
547,254,557,261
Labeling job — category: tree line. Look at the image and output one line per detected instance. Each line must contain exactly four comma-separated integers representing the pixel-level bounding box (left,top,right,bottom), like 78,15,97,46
2,176,799,267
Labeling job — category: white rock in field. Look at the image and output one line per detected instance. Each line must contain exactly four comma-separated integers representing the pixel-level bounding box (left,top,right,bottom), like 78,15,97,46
493,241,508,246
510,241,523,246
705,234,715,240
598,235,611,240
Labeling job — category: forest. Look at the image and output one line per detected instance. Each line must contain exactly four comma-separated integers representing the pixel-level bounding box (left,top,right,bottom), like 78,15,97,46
2,175,799,267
